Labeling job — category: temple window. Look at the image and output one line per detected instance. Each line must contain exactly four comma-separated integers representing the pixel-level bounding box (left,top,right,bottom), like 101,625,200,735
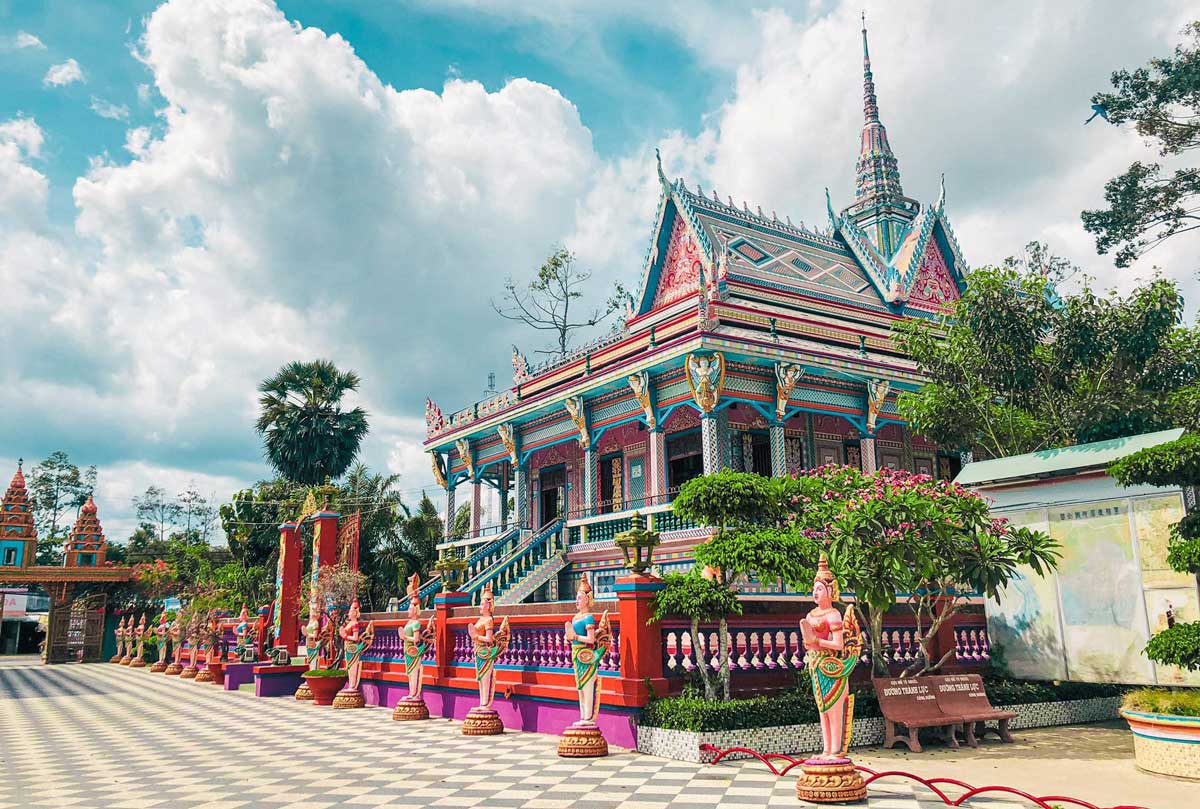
538,465,566,527
2,547,15,566
599,453,624,514
666,431,703,491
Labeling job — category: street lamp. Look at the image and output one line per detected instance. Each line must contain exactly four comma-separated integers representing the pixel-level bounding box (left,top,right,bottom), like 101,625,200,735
615,511,660,575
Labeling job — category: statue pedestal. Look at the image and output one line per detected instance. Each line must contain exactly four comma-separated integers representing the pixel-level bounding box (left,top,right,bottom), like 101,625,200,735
294,681,314,700
392,696,430,721
164,663,182,675
119,655,132,665
179,666,198,679
462,706,504,736
332,687,365,709
794,758,867,804
129,658,147,668
109,654,122,664
194,666,213,683
557,723,608,758
150,660,167,672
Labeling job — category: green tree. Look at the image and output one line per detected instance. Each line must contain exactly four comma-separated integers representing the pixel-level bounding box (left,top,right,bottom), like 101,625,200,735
492,247,628,359
177,486,217,543
28,451,96,563
1109,433,1200,673
1083,21,1200,267
255,359,369,485
133,486,183,544
896,266,1200,458
651,571,743,701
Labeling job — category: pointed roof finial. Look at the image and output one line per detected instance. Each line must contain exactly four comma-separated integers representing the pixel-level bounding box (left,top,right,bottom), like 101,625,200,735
937,172,946,211
861,11,879,125
825,187,837,228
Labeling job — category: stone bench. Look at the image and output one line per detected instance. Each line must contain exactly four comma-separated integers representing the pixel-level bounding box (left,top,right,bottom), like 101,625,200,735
931,673,1017,747
873,677,964,753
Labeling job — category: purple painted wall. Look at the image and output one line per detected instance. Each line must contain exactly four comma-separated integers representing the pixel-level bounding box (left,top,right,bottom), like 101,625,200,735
253,666,305,697
224,662,256,691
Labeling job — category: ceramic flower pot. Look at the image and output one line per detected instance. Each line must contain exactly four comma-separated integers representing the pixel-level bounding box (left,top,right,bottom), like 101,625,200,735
1121,709,1200,780
304,673,348,706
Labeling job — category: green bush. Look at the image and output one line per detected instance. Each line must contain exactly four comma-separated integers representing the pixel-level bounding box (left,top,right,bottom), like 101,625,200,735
1123,688,1200,718
304,669,348,677
640,678,1123,731
1144,622,1200,672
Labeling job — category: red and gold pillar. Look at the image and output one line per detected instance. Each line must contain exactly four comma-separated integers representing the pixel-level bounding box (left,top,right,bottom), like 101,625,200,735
274,522,302,655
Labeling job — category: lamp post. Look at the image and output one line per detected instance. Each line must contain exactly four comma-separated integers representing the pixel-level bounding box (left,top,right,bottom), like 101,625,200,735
434,550,468,592
614,511,660,574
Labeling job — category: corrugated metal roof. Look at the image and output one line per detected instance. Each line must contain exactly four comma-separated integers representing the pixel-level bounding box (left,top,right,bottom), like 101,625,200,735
954,428,1185,487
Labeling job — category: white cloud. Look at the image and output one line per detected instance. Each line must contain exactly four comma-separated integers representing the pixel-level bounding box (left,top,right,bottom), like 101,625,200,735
43,58,85,87
15,31,45,49
90,96,130,121
0,118,49,230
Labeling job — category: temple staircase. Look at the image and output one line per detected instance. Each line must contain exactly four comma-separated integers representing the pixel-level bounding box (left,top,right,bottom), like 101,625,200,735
418,525,522,604
463,518,565,605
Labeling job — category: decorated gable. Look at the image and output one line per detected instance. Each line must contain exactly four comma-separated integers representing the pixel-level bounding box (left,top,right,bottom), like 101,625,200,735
905,240,959,312
652,216,703,309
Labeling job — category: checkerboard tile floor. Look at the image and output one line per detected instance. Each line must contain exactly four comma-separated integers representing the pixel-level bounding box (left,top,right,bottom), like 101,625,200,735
0,659,1031,808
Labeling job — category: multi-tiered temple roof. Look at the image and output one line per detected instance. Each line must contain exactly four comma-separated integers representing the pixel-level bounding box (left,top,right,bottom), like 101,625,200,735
64,495,107,568
0,462,37,568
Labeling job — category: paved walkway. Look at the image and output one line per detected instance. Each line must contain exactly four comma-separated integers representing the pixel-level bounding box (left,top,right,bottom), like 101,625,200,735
0,657,1169,808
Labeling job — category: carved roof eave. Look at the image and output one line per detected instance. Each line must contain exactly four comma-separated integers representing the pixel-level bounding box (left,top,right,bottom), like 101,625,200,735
425,325,926,451
833,217,897,303
633,176,718,316
633,181,672,314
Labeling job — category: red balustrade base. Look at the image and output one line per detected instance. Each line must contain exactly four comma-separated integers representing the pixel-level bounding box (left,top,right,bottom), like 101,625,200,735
698,745,1149,809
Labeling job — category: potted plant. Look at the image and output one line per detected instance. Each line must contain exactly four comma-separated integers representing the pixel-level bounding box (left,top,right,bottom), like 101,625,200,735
302,669,349,706
1109,433,1200,780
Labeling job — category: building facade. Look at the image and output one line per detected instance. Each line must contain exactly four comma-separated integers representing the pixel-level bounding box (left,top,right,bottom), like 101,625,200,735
422,24,968,603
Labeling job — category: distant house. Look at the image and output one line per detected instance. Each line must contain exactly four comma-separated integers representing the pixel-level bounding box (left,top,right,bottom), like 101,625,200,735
956,428,1200,686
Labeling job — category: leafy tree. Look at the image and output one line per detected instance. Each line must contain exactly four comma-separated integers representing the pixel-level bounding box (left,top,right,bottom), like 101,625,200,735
1002,240,1080,285
1109,433,1200,675
787,466,1059,676
28,451,96,563
177,487,217,543
255,359,369,485
492,247,627,359
897,266,1200,458
1083,21,1200,267
651,571,743,701
133,486,183,544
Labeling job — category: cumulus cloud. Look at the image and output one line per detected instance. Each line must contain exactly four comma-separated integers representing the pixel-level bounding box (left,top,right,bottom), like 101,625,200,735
90,96,130,120
43,58,84,87
15,31,45,49
0,118,49,230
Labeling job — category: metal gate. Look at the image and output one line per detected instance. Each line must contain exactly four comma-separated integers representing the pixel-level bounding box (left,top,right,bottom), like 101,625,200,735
47,592,107,663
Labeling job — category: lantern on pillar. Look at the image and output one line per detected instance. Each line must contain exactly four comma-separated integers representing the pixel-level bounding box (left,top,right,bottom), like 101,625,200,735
434,550,469,592
614,511,660,574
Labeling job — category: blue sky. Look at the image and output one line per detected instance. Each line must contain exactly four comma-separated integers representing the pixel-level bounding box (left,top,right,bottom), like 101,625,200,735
1,0,1196,542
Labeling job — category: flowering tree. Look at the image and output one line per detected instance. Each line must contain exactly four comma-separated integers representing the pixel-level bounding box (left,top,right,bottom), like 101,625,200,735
790,466,1059,676
131,559,180,603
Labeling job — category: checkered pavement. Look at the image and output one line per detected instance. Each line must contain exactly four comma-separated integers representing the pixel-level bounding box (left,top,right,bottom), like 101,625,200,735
0,659,1031,808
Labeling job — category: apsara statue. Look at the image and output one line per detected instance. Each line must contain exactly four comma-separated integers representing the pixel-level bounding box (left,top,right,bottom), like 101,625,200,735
557,577,612,757
333,599,375,709
393,573,436,721
118,615,133,665
180,613,201,679
110,615,127,663
130,613,148,668
462,582,510,735
195,611,223,683
165,614,184,675
795,555,867,803
151,610,170,672
295,595,323,701
233,604,256,663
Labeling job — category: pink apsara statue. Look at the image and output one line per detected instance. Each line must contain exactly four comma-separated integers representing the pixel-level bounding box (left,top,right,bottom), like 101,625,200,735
129,614,148,668
557,577,612,757
795,555,867,803
463,582,510,736
110,615,126,663
393,574,435,721
333,599,374,709
165,613,184,675
295,595,323,701
151,610,170,672
119,615,133,665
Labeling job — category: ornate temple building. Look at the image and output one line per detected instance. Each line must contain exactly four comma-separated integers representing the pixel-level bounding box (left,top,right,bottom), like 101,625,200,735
63,496,108,568
0,463,37,569
422,24,967,602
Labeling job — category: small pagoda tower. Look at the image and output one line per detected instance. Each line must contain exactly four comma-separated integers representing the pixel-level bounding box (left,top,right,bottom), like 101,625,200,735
64,495,107,568
0,461,38,568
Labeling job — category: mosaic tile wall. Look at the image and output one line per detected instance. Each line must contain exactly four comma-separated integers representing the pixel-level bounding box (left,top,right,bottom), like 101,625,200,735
636,697,1122,763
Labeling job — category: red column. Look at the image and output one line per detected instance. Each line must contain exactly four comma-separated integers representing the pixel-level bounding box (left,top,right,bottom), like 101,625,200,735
433,590,469,679
310,511,339,585
614,573,668,704
274,522,302,655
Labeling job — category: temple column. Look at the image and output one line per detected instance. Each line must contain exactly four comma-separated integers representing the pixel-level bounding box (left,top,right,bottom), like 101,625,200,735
769,422,786,477
583,446,598,517
499,463,510,530
275,522,302,656
514,463,528,530
470,480,483,538
701,413,721,476
648,428,667,502
444,482,456,541
860,436,878,475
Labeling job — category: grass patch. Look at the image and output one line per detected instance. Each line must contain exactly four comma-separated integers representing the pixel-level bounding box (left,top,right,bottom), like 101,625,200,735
1123,688,1200,718
303,669,348,677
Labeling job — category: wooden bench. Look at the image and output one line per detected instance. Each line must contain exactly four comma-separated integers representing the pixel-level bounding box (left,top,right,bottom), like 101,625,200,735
873,677,965,753
931,673,1017,747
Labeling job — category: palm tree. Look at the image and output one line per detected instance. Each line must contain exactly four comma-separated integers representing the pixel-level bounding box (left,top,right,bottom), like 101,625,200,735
255,360,369,485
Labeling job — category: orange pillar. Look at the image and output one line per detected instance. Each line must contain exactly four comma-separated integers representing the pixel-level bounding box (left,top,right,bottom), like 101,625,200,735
433,590,469,679
274,522,302,655
614,573,668,704
310,510,339,586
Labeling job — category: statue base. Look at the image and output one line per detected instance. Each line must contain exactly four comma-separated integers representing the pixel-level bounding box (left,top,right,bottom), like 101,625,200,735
194,667,213,683
164,663,182,675
150,661,167,673
795,757,867,804
294,682,314,700
392,697,430,721
179,666,198,679
119,656,132,665
557,724,608,758
332,687,365,709
462,707,504,736
109,655,122,664
129,658,147,668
